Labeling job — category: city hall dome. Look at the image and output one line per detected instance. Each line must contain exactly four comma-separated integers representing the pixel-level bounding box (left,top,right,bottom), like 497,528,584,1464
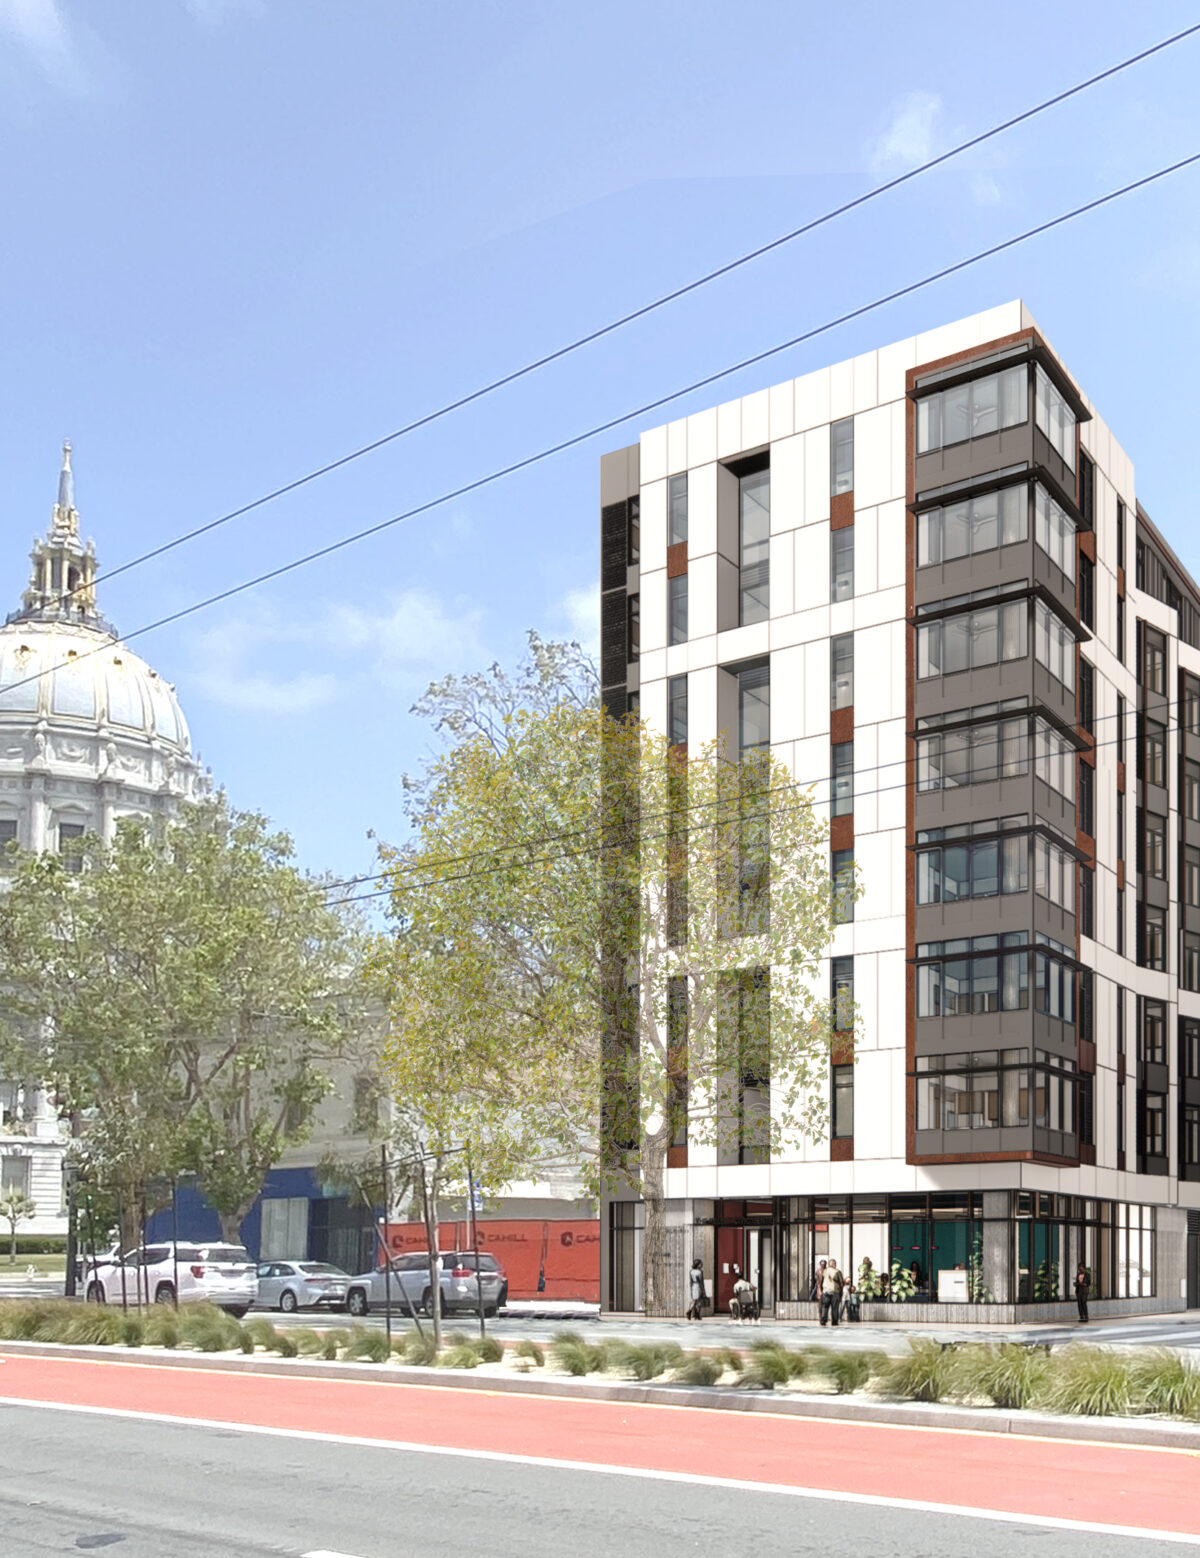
0,444,209,855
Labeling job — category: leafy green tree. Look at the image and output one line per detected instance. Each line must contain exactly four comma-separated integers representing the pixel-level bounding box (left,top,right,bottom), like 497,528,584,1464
370,690,854,1315
0,1189,36,1263
0,796,367,1245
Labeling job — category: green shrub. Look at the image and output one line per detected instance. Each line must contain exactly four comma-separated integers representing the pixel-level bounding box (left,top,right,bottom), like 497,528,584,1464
737,1343,793,1390
119,1316,144,1348
344,1327,392,1363
879,1339,956,1402
513,1338,544,1367
142,1308,180,1349
397,1330,437,1366
244,1317,281,1351
294,1327,332,1357
56,1307,128,1346
964,1343,1051,1410
1128,1349,1200,1418
470,1335,504,1364
1035,1345,1135,1417
437,1343,482,1369
178,1304,247,1354
709,1346,745,1376
549,1331,606,1376
673,1353,722,1386
819,1351,874,1394
605,1341,684,1381
0,1300,62,1340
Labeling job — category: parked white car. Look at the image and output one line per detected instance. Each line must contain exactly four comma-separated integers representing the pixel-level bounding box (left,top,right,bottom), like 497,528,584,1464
254,1260,348,1312
85,1242,258,1316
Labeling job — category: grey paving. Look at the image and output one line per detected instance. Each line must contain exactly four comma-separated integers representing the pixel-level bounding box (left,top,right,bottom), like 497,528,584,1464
0,1402,1188,1557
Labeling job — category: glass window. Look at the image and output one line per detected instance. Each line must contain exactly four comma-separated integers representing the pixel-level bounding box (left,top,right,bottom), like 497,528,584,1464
1184,935,1200,994
1078,660,1094,734
1142,627,1167,695
916,364,1028,453
59,820,85,874
1034,485,1077,581
668,473,688,547
1184,1105,1200,1168
831,418,854,497
916,1049,1030,1130
1186,761,1200,821
832,1065,854,1137
668,573,688,646
917,485,1026,567
1034,953,1075,1021
626,594,639,662
1034,600,1076,692
1143,720,1167,788
1141,905,1167,971
1184,675,1200,737
1116,594,1126,665
1035,364,1077,471
831,527,854,603
832,956,854,1030
737,664,769,756
1187,848,1200,908
831,741,853,817
1184,1020,1200,1079
739,469,770,625
917,835,1028,905
1143,813,1167,879
1034,835,1075,912
1033,720,1075,800
1141,1093,1166,1159
917,600,1028,680
628,496,640,565
668,674,688,747
831,633,853,710
832,849,855,924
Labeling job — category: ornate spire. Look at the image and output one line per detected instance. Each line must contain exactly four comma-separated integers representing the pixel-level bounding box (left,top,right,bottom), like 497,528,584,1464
53,441,78,535
7,443,110,632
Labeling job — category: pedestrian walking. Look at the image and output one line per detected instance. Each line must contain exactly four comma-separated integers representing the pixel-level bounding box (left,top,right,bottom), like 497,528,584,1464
810,1258,827,1311
820,1258,845,1326
686,1258,707,1321
1074,1263,1091,1323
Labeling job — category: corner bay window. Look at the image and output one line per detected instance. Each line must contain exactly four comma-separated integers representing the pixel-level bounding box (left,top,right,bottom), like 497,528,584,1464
916,1048,1075,1135
1034,834,1076,912
914,708,1075,800
1034,599,1076,691
1035,364,1077,471
1034,485,1076,581
917,484,1026,567
915,933,1075,1022
916,827,1028,905
916,363,1028,453
917,597,1026,679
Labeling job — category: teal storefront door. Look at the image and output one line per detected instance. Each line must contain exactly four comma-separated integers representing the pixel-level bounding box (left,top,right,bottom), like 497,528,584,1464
890,1220,972,1299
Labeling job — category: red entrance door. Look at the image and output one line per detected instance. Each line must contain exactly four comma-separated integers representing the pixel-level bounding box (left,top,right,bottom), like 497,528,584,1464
715,1226,743,1312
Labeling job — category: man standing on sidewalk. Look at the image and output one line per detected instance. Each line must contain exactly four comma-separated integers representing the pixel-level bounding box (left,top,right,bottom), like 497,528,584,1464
820,1258,845,1326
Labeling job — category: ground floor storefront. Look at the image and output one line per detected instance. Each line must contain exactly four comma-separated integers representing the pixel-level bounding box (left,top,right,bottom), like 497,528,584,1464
605,1192,1194,1320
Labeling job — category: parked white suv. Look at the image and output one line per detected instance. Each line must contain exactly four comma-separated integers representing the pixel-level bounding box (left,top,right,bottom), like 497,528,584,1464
85,1242,258,1316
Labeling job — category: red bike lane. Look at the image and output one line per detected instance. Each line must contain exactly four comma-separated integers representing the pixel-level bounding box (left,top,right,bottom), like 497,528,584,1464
1,1352,1197,1538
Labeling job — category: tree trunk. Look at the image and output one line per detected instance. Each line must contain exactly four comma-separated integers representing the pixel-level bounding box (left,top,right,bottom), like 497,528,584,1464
8,1223,15,1264
417,1157,442,1352
640,1131,671,1316
218,1210,247,1245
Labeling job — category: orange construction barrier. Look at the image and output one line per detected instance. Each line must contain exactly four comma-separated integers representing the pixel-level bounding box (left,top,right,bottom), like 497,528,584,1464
379,1217,600,1301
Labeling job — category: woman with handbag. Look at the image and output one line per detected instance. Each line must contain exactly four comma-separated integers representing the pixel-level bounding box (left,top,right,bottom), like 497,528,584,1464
687,1258,707,1321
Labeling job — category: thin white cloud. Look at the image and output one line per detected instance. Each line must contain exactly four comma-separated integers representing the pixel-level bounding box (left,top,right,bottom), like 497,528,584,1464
0,0,85,92
189,591,488,715
868,91,943,173
559,583,599,657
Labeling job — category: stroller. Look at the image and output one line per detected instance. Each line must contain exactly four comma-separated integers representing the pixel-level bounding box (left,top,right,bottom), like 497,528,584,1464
729,1281,760,1324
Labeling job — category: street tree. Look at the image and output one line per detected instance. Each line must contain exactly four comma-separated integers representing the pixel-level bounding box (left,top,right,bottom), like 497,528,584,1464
0,1188,36,1264
370,693,855,1315
0,796,368,1246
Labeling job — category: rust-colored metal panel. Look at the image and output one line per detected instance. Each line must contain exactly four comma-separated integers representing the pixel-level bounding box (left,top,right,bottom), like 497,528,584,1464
1117,759,1125,793
830,813,855,852
832,1033,855,1066
1117,565,1125,598
1077,828,1095,864
1117,858,1125,891
1079,1039,1096,1074
830,492,855,530
667,542,688,578
1079,1144,1097,1166
830,705,854,744
831,1137,855,1162
666,1146,688,1169
1078,529,1096,562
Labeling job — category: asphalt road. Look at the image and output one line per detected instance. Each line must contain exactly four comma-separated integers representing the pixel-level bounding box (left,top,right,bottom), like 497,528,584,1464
0,1400,1191,1558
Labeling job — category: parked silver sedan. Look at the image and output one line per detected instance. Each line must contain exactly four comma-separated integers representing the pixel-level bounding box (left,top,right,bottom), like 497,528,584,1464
254,1260,349,1312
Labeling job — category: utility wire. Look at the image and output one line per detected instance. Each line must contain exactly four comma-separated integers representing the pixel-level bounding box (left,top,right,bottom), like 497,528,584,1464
331,710,1159,911
69,21,1200,605
4,147,1199,713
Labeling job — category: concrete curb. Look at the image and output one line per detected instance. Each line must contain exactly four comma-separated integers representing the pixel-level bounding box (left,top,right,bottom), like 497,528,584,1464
3,1338,1200,1450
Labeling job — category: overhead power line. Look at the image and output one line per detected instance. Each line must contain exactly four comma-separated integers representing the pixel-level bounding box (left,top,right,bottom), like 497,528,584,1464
68,21,1200,603
328,706,1156,911
4,146,1198,713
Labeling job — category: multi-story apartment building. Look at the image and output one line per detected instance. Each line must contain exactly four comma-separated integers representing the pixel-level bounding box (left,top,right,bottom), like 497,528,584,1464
599,300,1200,1320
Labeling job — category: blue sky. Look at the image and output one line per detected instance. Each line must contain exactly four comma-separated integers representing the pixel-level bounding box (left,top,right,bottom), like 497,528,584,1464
2,1,1199,887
